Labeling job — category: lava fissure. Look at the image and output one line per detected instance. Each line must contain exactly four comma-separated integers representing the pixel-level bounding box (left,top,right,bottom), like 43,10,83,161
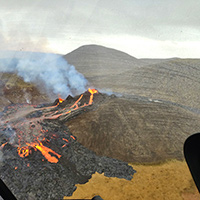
0,88,136,200
0,88,98,163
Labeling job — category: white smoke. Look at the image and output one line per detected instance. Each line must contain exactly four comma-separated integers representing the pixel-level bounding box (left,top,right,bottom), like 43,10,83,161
0,52,88,98
98,88,123,97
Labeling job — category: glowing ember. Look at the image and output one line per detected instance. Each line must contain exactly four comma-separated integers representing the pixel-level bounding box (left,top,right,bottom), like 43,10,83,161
0,142,8,149
0,89,98,163
63,138,69,143
70,135,76,140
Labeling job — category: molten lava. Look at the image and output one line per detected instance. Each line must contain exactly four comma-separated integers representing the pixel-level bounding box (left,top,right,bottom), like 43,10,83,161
88,88,98,105
34,142,61,163
0,89,98,164
57,95,64,105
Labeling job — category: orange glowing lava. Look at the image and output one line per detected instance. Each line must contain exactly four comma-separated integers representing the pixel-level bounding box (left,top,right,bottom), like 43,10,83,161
46,88,98,120
88,88,98,105
1,88,98,164
0,142,8,149
57,95,64,105
63,138,69,143
34,142,61,163
17,146,31,157
70,94,83,109
17,141,61,163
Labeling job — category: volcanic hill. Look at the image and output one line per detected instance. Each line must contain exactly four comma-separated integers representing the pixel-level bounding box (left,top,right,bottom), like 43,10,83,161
65,44,200,109
66,95,200,163
0,46,200,165
64,44,200,163
0,47,200,199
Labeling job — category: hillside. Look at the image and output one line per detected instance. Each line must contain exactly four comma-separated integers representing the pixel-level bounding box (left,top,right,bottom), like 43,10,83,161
65,45,200,110
64,44,143,78
0,72,49,110
64,45,200,163
66,96,200,163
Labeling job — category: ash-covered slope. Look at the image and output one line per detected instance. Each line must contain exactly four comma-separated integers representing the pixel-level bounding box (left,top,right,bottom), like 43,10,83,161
64,45,200,109
66,96,200,163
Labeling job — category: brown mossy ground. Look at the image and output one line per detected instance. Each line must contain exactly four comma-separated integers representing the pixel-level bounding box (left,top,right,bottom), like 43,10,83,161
64,160,200,200
0,73,49,110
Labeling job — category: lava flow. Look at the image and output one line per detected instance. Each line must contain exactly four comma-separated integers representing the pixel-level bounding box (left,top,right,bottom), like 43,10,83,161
0,88,98,163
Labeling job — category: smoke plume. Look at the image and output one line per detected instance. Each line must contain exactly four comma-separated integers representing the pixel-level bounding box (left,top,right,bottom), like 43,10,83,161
0,52,88,98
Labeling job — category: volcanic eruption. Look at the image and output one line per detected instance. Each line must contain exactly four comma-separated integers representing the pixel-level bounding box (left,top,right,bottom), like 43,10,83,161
1,88,98,163
0,86,135,199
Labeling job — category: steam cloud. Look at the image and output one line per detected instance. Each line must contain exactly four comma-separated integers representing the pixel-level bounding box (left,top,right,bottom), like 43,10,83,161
0,52,88,98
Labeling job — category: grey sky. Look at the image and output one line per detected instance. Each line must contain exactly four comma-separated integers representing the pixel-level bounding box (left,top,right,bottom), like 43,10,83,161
0,0,200,58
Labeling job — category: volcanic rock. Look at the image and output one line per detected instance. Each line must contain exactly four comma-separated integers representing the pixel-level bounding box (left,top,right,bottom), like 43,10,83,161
0,91,135,200
92,195,104,200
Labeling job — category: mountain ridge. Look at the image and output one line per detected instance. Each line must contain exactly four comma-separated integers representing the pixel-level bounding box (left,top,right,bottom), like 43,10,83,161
64,44,200,109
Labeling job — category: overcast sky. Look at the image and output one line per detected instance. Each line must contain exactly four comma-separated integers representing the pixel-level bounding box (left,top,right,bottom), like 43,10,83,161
0,0,200,58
